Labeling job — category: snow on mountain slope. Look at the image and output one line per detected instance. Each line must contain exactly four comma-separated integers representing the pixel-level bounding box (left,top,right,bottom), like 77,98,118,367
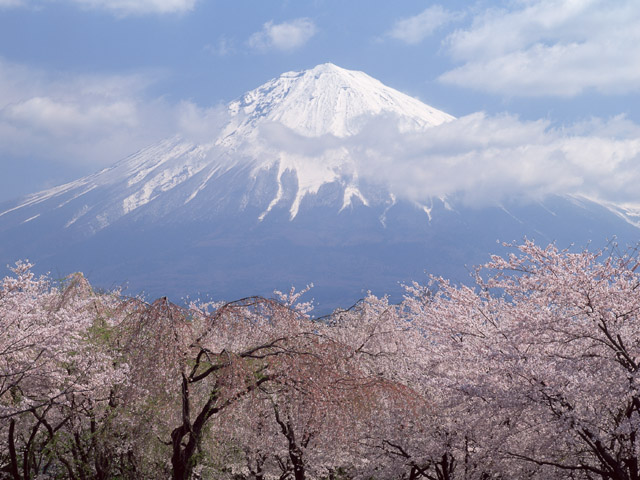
595,200,640,229
0,138,213,233
0,64,454,230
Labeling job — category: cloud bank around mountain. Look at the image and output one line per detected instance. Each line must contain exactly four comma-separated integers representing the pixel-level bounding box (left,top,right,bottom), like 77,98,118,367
368,113,640,206
251,111,640,208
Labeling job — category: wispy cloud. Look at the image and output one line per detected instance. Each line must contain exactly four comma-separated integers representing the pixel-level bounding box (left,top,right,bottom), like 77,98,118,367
0,0,197,15
72,0,197,16
439,0,640,96
0,0,25,7
248,18,318,53
204,36,235,57
0,59,224,169
386,5,459,45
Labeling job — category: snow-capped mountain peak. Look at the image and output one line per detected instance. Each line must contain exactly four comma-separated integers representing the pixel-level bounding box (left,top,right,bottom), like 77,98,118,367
220,63,454,141
1,64,454,230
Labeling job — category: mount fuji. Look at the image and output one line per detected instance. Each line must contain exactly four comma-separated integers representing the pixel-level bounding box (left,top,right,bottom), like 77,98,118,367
1,64,638,310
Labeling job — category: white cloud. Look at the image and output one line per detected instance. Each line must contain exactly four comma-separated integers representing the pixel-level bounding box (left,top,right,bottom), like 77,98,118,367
0,0,196,15
252,111,640,207
175,100,227,143
70,0,196,15
439,0,640,96
387,5,459,45
0,0,25,7
248,18,317,53
0,59,224,169
354,113,640,205
6,96,138,133
204,36,235,57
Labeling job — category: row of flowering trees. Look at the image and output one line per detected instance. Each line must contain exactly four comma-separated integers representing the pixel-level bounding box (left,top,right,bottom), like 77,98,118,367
2,241,640,479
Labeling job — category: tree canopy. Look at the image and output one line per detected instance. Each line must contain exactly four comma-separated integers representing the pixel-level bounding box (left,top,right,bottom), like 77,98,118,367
3,241,640,479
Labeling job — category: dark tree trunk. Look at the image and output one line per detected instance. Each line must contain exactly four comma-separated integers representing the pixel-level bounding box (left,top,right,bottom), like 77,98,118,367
273,406,306,480
170,424,198,480
8,419,21,480
170,374,199,480
291,449,305,480
436,452,455,480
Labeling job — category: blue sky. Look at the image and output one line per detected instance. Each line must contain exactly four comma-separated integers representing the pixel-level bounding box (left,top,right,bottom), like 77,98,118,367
1,0,640,203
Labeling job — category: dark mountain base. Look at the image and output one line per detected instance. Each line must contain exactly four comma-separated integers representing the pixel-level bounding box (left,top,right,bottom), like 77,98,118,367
3,195,637,315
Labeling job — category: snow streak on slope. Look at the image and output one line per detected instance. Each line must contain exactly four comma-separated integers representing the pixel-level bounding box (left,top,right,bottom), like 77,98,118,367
0,138,218,230
595,200,640,229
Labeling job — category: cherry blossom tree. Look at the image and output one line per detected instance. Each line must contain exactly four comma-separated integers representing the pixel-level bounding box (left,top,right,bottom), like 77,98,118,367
201,293,414,480
175,293,380,480
142,296,318,480
6,239,640,480
404,241,640,479
0,263,129,480
329,294,489,480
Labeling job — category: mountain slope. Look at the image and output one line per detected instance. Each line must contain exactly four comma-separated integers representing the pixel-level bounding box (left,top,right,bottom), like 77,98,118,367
0,64,638,311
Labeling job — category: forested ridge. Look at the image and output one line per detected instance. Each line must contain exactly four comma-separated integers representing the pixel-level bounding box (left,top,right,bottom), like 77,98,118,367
3,241,640,480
